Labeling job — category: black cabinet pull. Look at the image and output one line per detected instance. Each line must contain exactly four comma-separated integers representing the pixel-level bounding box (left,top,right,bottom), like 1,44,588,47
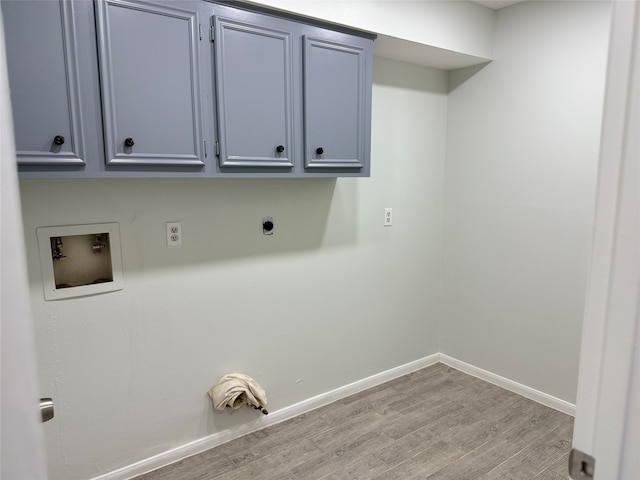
124,137,135,147
276,145,285,153
53,135,65,146
316,147,324,155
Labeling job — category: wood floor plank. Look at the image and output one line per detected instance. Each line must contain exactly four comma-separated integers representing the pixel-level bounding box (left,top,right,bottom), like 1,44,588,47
372,383,532,468
386,368,486,414
309,411,397,453
318,453,389,480
534,471,569,480
290,429,395,480
210,452,297,480
135,447,235,480
214,409,332,469
227,437,322,474
477,421,573,479
425,406,570,480
370,441,466,480
437,394,536,452
378,397,461,441
316,386,403,429
379,371,515,442
534,452,571,479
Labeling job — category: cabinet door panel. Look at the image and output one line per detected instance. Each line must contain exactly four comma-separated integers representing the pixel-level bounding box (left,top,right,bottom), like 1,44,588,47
214,16,294,168
303,37,365,169
2,0,85,166
97,0,204,166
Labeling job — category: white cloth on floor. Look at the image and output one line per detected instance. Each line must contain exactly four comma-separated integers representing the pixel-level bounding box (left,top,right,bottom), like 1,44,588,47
208,373,268,411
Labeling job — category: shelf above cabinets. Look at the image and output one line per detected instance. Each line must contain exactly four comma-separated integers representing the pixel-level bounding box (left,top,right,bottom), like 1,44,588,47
2,0,375,178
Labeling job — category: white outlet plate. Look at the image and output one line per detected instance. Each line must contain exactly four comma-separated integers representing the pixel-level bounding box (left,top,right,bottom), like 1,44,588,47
166,222,182,246
384,208,393,226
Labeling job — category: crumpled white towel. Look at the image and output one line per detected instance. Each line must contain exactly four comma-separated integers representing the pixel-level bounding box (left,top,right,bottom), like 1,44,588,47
208,373,268,413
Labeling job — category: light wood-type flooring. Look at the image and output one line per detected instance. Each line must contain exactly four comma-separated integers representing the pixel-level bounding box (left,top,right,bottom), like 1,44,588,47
135,363,573,480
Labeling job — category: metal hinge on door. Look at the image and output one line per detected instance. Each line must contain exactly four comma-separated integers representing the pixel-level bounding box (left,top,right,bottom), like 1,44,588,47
210,26,215,42
215,141,220,156
199,24,202,41
569,448,595,479
204,140,208,157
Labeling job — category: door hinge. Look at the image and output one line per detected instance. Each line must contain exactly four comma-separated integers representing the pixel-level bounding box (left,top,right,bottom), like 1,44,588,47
569,448,595,479
210,26,215,42
199,24,202,41
215,141,220,156
204,140,208,157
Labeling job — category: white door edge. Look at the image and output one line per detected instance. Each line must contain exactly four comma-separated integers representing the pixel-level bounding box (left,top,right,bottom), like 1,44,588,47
0,11,48,479
572,1,640,478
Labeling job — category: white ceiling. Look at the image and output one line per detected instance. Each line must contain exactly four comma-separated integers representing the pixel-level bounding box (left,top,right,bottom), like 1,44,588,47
472,0,526,9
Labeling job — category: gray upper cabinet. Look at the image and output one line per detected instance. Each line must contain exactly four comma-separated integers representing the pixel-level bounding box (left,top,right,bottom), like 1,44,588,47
3,0,373,178
303,37,366,170
213,15,294,169
2,0,85,166
210,3,373,177
96,0,205,167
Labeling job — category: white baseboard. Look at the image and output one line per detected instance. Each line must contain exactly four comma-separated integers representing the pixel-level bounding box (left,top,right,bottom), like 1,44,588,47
439,354,576,416
94,353,575,479
92,353,441,480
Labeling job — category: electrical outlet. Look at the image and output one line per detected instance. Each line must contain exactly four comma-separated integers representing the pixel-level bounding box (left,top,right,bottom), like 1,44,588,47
384,208,393,226
166,222,182,246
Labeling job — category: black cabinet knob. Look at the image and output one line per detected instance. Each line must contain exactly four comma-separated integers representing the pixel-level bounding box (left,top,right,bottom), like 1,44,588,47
316,147,324,155
124,137,135,147
263,220,274,232
53,135,65,146
276,145,285,153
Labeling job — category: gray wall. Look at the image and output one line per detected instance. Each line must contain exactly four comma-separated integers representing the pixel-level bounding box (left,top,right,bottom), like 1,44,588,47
442,0,611,403
19,57,447,479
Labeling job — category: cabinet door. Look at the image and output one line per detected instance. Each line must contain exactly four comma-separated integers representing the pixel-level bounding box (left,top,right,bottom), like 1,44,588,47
96,0,204,166
303,36,366,170
2,0,85,166
213,15,294,168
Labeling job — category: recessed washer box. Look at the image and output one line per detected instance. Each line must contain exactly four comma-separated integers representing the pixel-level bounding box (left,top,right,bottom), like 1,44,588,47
36,223,123,301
